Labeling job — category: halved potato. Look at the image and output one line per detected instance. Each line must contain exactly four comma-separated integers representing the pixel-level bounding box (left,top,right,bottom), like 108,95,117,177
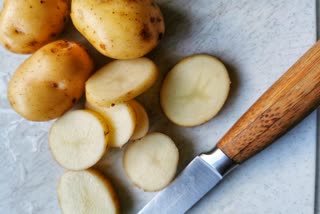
128,100,149,140
85,100,136,148
86,58,158,107
58,170,119,214
49,110,109,170
123,132,179,192
160,54,230,127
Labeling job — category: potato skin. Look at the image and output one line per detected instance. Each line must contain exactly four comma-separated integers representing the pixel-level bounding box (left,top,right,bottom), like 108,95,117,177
7,40,94,121
0,0,70,54
71,0,165,59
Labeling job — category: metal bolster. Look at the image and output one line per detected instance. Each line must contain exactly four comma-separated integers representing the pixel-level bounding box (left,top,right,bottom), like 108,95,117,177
200,147,238,176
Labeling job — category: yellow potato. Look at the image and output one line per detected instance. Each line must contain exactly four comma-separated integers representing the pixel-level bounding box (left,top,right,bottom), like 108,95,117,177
86,58,158,107
8,40,94,121
0,0,70,54
71,0,165,59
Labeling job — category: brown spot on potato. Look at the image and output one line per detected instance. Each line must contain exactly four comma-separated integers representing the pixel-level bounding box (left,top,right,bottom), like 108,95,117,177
63,16,68,23
50,33,57,38
140,24,152,41
28,40,38,47
40,0,45,4
104,131,109,136
158,32,163,40
96,0,112,2
72,98,77,103
29,5,33,8
50,48,57,53
111,103,115,107
57,40,72,49
151,2,156,7
14,28,24,34
150,17,155,23
52,82,58,88
156,17,162,22
100,44,106,50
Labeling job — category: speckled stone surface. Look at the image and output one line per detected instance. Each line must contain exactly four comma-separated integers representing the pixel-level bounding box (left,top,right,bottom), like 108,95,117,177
0,0,317,213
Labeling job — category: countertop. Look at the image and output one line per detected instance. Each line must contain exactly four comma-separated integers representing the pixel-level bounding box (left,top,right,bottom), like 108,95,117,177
0,0,317,213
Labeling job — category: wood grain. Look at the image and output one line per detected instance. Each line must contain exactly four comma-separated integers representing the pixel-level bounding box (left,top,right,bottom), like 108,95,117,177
217,41,320,163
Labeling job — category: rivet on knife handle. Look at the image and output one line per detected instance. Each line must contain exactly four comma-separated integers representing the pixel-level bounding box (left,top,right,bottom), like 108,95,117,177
217,41,320,163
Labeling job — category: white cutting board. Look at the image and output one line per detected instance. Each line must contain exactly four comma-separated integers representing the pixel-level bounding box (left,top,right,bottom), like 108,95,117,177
0,0,317,213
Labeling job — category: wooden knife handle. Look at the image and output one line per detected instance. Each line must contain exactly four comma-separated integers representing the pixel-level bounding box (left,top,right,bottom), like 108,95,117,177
217,41,320,164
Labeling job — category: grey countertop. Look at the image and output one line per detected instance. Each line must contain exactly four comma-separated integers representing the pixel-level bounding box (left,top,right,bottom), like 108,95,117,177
0,0,318,213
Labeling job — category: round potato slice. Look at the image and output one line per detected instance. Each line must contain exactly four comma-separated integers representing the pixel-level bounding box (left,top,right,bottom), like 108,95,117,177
49,110,109,170
123,133,179,192
128,100,149,140
86,58,158,107
85,101,136,148
58,170,119,214
161,54,230,127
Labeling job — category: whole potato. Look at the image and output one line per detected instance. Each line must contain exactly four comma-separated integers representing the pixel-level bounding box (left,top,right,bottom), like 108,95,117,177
7,40,94,121
71,0,165,59
0,0,70,54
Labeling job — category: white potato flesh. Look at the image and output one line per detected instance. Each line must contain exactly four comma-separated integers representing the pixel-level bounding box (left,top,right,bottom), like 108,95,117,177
123,132,179,192
49,110,109,170
58,170,119,214
129,100,149,140
86,101,136,148
86,58,158,107
160,54,230,127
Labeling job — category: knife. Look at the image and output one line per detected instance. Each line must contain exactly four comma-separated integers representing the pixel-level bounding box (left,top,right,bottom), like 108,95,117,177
139,41,320,214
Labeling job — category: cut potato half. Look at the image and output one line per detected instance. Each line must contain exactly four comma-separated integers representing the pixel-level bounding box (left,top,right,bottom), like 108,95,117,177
123,132,179,192
161,54,230,127
128,100,149,140
49,110,109,170
58,170,119,214
86,101,136,148
86,58,158,107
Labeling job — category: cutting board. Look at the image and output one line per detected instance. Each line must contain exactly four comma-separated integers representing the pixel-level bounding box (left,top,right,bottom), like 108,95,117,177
0,0,317,213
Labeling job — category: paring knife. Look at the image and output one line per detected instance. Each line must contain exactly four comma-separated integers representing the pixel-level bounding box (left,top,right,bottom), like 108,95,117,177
139,41,320,214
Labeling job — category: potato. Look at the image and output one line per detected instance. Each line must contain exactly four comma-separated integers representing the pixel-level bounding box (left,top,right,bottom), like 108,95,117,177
123,133,179,192
128,100,149,140
0,0,70,54
86,58,158,107
58,170,119,214
85,100,136,148
49,110,109,170
8,40,94,121
160,54,230,127
71,0,165,59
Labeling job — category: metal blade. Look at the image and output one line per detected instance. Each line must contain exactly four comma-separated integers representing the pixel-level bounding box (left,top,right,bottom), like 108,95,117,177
138,156,223,214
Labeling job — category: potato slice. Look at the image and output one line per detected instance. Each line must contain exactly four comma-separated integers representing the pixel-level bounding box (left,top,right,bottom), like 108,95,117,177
85,101,136,148
128,100,149,140
123,133,179,192
58,170,119,214
49,110,109,170
160,54,230,127
86,58,158,107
